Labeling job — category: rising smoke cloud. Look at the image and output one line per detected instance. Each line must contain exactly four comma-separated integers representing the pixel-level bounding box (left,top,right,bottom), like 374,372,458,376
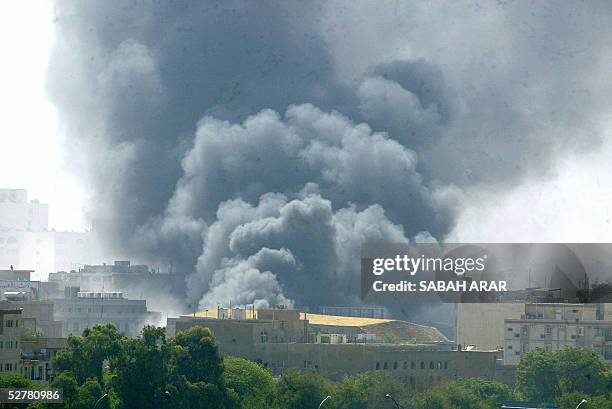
47,1,612,312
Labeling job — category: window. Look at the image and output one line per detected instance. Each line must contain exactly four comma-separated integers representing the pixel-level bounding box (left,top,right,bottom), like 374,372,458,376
411,361,415,369
507,327,513,331
403,361,407,369
376,362,380,370
6,320,12,328
393,361,398,370
420,361,425,369
521,326,528,336
444,361,448,369
383,362,388,370
260,331,268,343
437,362,442,369
429,361,434,369
545,326,552,335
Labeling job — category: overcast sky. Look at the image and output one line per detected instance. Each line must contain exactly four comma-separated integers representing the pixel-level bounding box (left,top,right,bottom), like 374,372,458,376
0,1,85,231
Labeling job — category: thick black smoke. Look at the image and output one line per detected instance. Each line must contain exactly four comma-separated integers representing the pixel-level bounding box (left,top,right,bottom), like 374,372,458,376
48,1,612,312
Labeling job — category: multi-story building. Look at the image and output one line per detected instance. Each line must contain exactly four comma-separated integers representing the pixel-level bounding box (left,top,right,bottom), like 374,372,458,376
49,260,183,303
0,189,93,276
504,303,612,365
20,336,67,383
168,308,513,389
0,308,23,376
52,288,161,337
0,189,48,232
456,303,525,351
7,299,63,338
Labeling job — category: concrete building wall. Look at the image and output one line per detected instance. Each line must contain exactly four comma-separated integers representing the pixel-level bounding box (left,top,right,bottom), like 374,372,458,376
0,201,48,232
524,303,597,321
0,231,92,279
0,309,23,375
504,319,612,365
53,296,156,337
169,313,513,389
20,337,67,383
251,344,504,389
456,303,525,350
10,300,63,338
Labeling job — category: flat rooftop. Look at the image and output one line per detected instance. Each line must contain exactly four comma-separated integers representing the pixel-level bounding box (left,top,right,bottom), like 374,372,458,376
301,313,393,327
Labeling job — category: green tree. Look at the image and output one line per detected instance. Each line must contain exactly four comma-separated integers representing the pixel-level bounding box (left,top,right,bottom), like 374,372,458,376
0,374,35,409
455,378,513,408
172,326,224,384
555,391,612,409
223,356,276,409
72,378,108,409
516,347,612,403
555,347,609,396
515,350,560,402
49,372,79,409
53,324,125,384
0,373,33,388
333,371,407,409
409,382,485,409
276,369,332,409
110,326,171,409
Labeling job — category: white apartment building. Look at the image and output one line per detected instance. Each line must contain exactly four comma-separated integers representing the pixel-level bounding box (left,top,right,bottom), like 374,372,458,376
0,189,93,277
52,289,161,337
0,189,48,232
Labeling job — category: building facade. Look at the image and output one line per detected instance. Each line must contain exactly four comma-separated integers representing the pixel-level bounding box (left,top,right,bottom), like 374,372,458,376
52,288,161,337
0,308,23,376
504,303,612,365
168,308,512,389
456,303,525,351
20,337,67,383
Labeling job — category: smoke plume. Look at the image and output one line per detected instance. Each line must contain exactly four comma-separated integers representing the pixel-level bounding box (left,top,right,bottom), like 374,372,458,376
47,1,612,312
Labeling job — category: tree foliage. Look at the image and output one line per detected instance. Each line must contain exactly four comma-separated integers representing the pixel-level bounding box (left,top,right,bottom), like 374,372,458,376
53,324,124,384
223,356,276,409
275,369,332,409
333,371,407,409
516,347,611,403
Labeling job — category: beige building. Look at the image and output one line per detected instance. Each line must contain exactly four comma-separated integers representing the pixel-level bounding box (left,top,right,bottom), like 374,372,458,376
0,308,23,376
456,303,525,350
168,308,512,389
20,337,67,383
504,303,612,365
9,300,63,338
0,305,68,383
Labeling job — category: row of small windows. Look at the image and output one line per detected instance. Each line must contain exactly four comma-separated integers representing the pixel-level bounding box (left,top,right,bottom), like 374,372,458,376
0,363,18,372
5,320,18,328
375,360,448,370
0,340,18,349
